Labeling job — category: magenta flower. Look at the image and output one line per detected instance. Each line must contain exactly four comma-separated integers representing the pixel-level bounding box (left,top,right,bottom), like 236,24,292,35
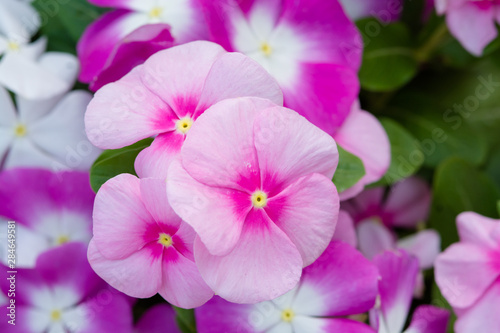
372,250,450,333
167,97,339,303
88,174,214,308
89,23,174,92
200,0,390,198
0,243,133,333
85,41,283,179
435,212,500,332
195,241,379,333
135,304,181,333
78,0,208,83
0,169,95,268
436,0,500,55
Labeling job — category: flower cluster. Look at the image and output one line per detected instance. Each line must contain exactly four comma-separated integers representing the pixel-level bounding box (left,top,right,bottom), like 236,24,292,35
1,0,500,332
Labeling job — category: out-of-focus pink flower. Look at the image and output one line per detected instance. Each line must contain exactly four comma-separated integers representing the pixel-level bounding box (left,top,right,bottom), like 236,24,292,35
78,0,208,83
436,0,500,56
435,212,500,332
135,304,181,333
85,41,283,179
200,0,390,198
339,0,403,22
88,174,214,308
0,243,133,333
167,97,339,303
0,169,95,268
0,85,100,170
372,250,450,333
195,241,379,333
89,24,174,92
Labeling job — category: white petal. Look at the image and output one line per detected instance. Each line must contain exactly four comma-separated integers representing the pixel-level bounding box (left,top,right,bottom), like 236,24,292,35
4,138,62,170
0,223,49,268
0,0,40,41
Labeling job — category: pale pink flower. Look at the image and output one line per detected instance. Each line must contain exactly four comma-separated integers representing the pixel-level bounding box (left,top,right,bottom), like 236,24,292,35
167,97,340,303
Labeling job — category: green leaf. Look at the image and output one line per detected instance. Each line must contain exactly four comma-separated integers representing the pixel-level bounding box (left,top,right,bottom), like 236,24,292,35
89,139,153,193
33,0,107,53
333,146,366,193
372,118,423,186
173,307,197,333
357,19,418,91
428,157,500,249
497,201,500,218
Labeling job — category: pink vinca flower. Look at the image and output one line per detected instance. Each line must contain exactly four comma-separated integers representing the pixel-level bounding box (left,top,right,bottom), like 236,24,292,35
78,0,209,83
201,0,390,199
435,212,500,332
0,243,133,333
195,241,379,333
339,0,403,22
436,0,500,56
135,304,181,333
85,41,283,179
167,97,340,303
89,23,174,92
343,177,440,296
0,169,95,268
88,174,214,308
372,250,450,333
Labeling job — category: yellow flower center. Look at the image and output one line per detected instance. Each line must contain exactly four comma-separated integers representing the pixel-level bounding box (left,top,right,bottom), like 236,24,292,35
175,117,193,134
251,191,268,209
260,42,273,56
14,124,27,137
56,235,70,245
51,310,62,321
158,233,173,247
7,41,19,51
281,309,295,322
149,7,163,19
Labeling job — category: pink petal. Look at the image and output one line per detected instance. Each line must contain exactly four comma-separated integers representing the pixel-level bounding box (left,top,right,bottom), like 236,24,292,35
295,317,376,333
446,2,498,56
383,177,432,228
456,212,500,249
194,210,302,304
266,174,339,266
195,296,257,333
334,107,390,200
372,250,420,333
88,0,151,10
87,238,162,298
135,131,185,179
341,187,385,223
196,52,283,114
77,10,146,83
158,248,214,308
253,105,339,194
435,242,500,309
357,219,397,260
140,178,182,230
167,160,250,256
92,174,157,259
136,304,181,333
455,279,500,333
90,23,174,91
397,230,441,270
85,66,176,149
406,305,450,333
282,63,359,137
140,41,225,118
180,97,275,192
331,210,358,247
293,241,379,317
340,0,403,22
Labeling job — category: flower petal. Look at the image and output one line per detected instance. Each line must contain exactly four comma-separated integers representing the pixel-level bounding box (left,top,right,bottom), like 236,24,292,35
332,210,357,247
357,219,396,260
294,317,376,333
135,304,181,333
397,230,441,270
194,210,302,304
456,211,500,249
140,178,182,230
266,174,339,266
405,305,450,333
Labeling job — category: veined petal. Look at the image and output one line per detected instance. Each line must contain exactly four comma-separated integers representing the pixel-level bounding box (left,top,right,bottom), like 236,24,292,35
194,210,302,304
456,212,500,249
85,66,176,149
266,174,339,266
253,105,339,194
166,160,250,256
140,178,182,230
134,131,184,179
